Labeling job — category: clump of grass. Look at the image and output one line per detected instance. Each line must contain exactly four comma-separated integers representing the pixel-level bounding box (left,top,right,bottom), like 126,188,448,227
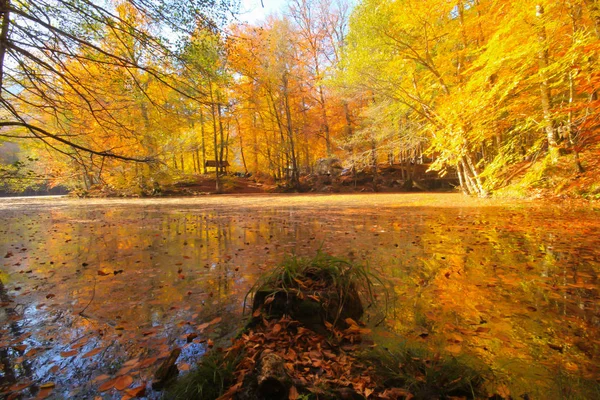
167,349,241,400
245,251,388,326
362,344,488,399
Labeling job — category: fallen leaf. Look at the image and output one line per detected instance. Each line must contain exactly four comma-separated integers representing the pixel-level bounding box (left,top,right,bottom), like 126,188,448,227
288,385,299,399
97,270,110,276
197,322,210,332
114,375,133,391
208,317,222,325
82,347,104,358
36,387,53,399
45,294,55,299
39,382,55,389
98,378,116,392
124,385,146,398
60,350,78,358
178,362,191,371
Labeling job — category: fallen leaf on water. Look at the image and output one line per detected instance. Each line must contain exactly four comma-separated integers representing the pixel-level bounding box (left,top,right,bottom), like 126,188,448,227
137,357,158,369
178,362,191,371
123,358,139,367
82,348,104,358
445,344,462,354
35,387,53,399
114,375,133,391
60,350,78,358
39,382,55,389
197,322,210,332
9,382,32,392
124,385,146,398
98,378,116,392
91,374,111,383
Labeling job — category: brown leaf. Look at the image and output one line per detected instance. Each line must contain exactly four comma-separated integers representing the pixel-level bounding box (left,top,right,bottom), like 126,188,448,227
39,382,55,389
123,385,146,398
60,350,78,358
82,348,104,358
381,388,413,399
114,375,133,391
98,378,116,392
263,296,275,305
35,387,53,399
272,324,282,335
288,385,299,400
97,270,110,276
208,317,222,325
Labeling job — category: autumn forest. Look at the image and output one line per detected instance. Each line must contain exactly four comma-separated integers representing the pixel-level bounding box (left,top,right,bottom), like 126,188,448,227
0,0,599,198
1,2,600,399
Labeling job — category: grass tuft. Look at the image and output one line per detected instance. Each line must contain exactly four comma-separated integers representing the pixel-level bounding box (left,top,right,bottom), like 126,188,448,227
245,250,388,326
167,349,241,400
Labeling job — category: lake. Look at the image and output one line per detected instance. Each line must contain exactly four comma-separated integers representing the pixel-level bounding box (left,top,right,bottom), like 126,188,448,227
0,194,598,399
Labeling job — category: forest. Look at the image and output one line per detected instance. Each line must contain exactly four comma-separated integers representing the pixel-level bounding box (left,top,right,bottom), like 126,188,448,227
0,0,598,198
1,2,600,399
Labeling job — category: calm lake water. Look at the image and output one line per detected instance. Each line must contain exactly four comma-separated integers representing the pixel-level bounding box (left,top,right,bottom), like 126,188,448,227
0,194,598,399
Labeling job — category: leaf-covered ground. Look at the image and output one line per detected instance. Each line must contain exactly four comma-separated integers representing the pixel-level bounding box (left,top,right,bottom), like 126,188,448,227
0,194,598,399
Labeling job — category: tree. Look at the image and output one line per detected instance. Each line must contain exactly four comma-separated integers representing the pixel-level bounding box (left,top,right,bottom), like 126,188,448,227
0,0,233,162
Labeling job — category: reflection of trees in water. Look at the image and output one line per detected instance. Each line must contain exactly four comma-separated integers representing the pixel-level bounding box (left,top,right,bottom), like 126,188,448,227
0,280,33,389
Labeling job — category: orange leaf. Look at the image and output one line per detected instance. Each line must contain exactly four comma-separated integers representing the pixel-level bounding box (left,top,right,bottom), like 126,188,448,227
124,385,146,398
209,317,222,325
36,387,53,399
82,348,104,358
114,375,133,391
97,270,110,276
60,350,78,358
197,322,210,332
288,385,299,399
272,324,282,334
98,378,116,392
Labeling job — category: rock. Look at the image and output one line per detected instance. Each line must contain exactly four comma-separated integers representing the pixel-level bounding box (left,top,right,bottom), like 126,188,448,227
152,348,181,390
257,352,290,400
252,284,363,333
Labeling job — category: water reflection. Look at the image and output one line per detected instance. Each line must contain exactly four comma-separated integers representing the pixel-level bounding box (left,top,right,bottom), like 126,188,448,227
0,194,598,398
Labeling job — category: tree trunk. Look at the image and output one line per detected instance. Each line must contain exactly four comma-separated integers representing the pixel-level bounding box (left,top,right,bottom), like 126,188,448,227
536,5,558,157
200,109,207,174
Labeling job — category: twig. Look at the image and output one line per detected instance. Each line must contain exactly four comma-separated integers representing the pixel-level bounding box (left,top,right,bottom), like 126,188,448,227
78,275,97,316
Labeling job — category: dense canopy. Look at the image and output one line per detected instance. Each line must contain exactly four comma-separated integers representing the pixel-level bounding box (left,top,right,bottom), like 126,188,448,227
0,0,599,197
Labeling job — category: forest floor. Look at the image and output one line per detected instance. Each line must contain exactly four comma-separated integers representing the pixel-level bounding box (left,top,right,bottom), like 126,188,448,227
93,165,458,198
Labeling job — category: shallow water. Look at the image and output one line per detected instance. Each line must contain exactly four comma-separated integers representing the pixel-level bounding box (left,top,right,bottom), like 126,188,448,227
0,194,598,399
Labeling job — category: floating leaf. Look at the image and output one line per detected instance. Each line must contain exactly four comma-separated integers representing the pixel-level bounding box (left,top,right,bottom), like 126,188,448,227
82,347,104,358
114,375,133,391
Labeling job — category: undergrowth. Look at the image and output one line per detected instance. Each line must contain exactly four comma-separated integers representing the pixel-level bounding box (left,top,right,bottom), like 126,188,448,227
166,349,241,400
361,344,488,399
